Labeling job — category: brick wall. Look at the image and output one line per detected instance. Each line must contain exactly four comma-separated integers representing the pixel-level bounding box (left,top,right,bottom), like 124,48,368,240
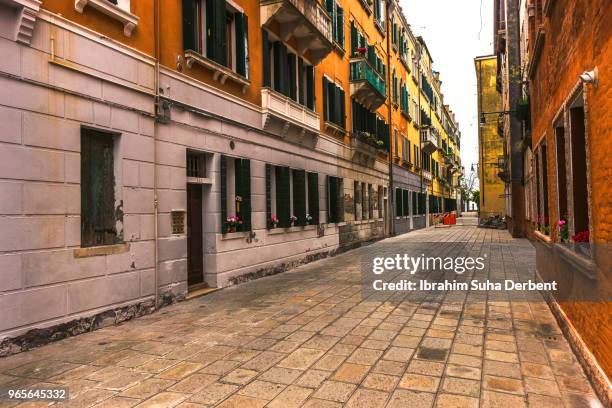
529,0,612,378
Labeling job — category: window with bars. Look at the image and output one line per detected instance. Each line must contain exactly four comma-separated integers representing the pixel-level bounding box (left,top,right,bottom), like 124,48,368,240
186,152,207,178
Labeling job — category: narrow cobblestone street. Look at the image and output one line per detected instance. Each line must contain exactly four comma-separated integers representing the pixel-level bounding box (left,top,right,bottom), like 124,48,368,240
0,226,603,408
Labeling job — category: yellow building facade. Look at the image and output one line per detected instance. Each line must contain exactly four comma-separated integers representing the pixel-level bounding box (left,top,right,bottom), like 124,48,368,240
475,55,506,218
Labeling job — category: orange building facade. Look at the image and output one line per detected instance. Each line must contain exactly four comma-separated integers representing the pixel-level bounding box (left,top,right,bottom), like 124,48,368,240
522,0,612,402
0,0,461,353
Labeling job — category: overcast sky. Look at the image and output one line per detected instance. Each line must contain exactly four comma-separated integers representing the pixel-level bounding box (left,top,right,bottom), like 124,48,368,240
399,0,494,178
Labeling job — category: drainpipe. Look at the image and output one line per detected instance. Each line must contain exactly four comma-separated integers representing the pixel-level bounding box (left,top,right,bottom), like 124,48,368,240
385,1,394,236
416,43,423,199
153,0,161,310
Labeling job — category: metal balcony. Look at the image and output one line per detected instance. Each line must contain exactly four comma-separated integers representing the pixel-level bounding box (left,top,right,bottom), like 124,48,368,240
349,57,387,110
420,126,438,154
422,170,433,184
260,0,333,65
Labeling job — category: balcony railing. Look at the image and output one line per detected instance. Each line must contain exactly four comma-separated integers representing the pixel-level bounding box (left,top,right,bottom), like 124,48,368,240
261,88,320,136
260,0,333,64
420,127,438,154
349,57,386,110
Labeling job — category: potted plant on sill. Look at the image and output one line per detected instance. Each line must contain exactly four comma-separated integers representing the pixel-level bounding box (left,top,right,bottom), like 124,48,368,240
270,214,279,229
558,217,569,243
226,215,242,233
306,214,313,225
289,215,298,227
572,230,590,257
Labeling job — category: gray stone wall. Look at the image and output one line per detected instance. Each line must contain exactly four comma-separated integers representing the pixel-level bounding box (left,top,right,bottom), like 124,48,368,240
0,17,161,339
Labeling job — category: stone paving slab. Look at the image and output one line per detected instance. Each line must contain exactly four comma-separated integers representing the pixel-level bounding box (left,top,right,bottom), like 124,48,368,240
0,226,604,407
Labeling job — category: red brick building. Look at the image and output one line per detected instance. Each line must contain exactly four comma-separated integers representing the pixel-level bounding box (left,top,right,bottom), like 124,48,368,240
525,0,612,402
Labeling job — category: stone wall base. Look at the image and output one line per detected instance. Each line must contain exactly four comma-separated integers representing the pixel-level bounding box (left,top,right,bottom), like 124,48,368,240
0,291,184,358
538,282,612,406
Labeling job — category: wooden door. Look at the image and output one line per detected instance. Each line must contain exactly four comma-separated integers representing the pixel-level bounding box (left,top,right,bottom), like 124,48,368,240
187,184,204,286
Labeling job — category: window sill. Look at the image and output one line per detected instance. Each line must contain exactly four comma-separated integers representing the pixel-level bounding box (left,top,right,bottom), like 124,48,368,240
74,243,130,258
333,42,345,56
187,176,213,185
374,20,385,35
325,121,346,136
267,225,317,235
401,111,412,121
556,244,596,281
184,50,250,94
353,219,379,225
221,231,248,240
74,0,139,37
533,230,551,243
358,0,372,14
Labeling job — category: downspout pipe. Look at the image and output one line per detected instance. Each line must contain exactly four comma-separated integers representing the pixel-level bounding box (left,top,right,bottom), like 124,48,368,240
385,0,394,237
153,0,161,310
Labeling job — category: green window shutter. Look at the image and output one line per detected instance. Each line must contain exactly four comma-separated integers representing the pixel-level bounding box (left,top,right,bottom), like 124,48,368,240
333,85,341,126
235,13,248,77
328,80,335,124
306,65,314,110
262,30,271,86
237,159,251,231
292,169,306,225
308,172,319,225
322,76,329,121
395,189,402,217
325,0,334,14
327,175,337,223
402,190,409,217
272,41,281,92
288,53,297,101
298,57,304,105
339,88,345,129
350,21,357,54
220,155,228,234
265,164,272,229
336,5,344,48
336,178,344,222
206,0,227,66
412,191,417,215
275,166,290,227
182,0,197,51
280,43,289,96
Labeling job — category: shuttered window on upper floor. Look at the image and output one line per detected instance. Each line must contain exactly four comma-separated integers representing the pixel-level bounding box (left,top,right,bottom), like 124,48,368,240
323,76,345,129
400,82,410,117
182,0,249,78
325,0,344,49
262,32,315,110
351,100,390,151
